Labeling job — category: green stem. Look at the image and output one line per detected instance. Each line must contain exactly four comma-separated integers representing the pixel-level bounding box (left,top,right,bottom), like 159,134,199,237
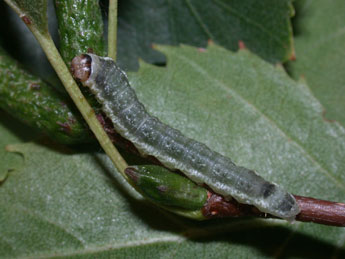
108,0,118,61
32,32,128,178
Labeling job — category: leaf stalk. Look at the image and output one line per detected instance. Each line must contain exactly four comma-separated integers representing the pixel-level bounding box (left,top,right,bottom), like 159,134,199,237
108,0,118,61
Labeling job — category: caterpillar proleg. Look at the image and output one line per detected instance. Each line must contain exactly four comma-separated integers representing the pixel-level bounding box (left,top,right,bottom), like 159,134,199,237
71,54,300,220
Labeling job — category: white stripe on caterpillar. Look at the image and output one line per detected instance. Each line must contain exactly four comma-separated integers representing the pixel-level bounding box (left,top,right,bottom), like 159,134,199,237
71,54,300,220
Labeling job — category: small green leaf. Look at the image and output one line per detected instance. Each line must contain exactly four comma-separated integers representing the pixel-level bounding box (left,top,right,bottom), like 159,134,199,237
117,0,294,70
125,165,208,210
287,0,345,127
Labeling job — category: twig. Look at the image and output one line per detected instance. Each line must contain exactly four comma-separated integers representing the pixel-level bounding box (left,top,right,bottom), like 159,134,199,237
202,192,345,227
294,195,345,226
108,0,118,61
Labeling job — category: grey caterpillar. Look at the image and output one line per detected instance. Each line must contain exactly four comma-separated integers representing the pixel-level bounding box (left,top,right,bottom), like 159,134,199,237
71,54,300,220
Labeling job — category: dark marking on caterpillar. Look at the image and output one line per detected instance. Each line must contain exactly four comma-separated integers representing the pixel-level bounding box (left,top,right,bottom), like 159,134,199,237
261,182,276,198
71,54,301,220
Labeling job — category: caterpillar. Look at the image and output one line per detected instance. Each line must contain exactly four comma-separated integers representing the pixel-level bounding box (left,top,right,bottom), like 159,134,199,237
71,54,300,220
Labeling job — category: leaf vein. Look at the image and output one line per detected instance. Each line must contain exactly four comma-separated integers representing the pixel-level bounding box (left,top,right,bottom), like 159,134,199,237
184,0,215,40
213,0,287,48
4,203,86,247
23,236,184,259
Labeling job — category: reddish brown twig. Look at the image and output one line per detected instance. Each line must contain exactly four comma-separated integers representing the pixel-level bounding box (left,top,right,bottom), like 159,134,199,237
294,195,345,226
202,192,345,227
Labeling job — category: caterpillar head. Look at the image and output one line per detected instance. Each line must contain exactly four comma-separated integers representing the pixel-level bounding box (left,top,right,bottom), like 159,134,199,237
71,54,92,82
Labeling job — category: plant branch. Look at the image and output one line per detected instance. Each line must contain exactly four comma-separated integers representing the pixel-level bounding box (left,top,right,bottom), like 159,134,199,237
108,0,118,61
294,195,345,226
202,192,345,227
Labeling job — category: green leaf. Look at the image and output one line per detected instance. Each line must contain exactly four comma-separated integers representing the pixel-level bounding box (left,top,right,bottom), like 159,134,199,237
4,0,48,34
131,44,345,198
0,142,341,258
1,45,345,257
117,0,294,70
287,0,345,127
130,44,345,246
